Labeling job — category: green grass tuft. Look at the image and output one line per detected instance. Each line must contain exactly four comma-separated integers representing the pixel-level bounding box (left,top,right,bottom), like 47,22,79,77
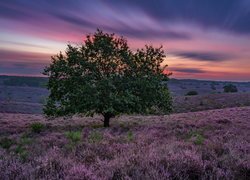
0,137,15,149
30,122,45,133
65,131,82,144
127,131,134,142
89,131,103,143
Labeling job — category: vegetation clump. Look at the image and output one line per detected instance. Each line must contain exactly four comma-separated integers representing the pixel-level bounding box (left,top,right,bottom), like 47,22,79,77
223,84,238,93
127,131,134,142
0,137,15,149
88,131,103,143
43,29,172,127
186,91,198,96
30,122,45,133
65,131,82,144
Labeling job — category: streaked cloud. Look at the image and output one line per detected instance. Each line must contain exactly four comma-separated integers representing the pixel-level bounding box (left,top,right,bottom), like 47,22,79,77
170,67,206,74
0,0,249,80
0,49,51,62
173,51,234,62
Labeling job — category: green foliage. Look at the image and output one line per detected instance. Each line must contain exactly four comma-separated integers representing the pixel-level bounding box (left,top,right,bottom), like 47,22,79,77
0,137,15,149
185,91,198,96
188,131,205,145
193,134,205,145
30,122,45,133
65,131,82,144
43,29,172,126
15,145,29,161
20,137,32,145
89,131,103,143
127,131,134,142
223,84,238,93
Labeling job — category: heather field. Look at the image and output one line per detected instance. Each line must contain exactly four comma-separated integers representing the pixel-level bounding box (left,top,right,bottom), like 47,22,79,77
0,107,249,179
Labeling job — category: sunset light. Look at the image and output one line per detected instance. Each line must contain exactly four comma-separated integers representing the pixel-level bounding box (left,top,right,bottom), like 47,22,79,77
1,0,250,81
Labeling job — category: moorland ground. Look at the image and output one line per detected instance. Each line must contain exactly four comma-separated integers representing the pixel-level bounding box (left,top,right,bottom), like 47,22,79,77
1,76,250,114
0,76,250,179
0,107,249,179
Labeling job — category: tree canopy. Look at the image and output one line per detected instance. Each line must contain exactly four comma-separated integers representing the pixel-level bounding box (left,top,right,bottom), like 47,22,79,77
43,30,172,127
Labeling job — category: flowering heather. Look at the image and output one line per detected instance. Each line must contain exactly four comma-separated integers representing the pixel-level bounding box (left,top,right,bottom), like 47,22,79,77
0,106,250,179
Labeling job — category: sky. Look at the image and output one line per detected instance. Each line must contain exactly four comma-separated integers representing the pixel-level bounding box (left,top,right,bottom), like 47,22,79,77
0,0,250,81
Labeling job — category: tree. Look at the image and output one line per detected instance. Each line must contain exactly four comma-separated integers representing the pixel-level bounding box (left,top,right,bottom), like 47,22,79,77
223,84,238,93
43,30,172,127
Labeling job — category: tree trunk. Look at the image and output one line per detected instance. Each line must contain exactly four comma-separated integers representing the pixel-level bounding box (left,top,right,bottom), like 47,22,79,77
104,113,110,127
103,113,113,127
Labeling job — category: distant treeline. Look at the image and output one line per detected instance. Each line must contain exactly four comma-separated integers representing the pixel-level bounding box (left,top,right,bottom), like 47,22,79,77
0,76,48,88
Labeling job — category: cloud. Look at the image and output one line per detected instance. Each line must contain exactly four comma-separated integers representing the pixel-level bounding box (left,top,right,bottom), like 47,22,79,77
2,0,249,40
173,51,233,62
108,0,250,35
0,0,249,80
0,0,193,40
50,12,191,40
170,67,206,74
0,49,51,62
0,40,49,49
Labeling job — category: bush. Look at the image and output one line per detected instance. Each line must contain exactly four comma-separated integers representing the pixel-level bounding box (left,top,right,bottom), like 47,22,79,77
188,131,205,145
65,131,82,144
185,91,198,96
30,122,45,133
0,137,15,149
15,145,28,160
127,131,134,142
89,131,103,143
223,84,238,93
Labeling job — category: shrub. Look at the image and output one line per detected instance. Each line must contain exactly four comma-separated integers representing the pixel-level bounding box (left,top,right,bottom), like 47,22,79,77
15,145,28,161
0,137,15,149
89,131,103,143
127,131,134,142
188,131,205,145
223,84,238,93
186,91,198,96
30,122,45,133
193,134,205,145
19,137,32,146
65,131,82,144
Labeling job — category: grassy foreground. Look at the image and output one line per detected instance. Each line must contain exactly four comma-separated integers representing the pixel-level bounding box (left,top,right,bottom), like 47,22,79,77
0,107,249,179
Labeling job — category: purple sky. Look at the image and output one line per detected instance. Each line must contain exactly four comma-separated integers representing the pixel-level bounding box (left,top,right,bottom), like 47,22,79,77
0,0,250,81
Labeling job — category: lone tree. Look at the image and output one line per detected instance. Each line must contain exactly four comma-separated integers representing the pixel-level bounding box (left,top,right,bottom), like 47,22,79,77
43,30,172,127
